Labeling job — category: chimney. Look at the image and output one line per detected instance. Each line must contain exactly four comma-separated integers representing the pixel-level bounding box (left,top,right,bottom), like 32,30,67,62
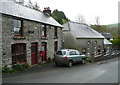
43,7,51,16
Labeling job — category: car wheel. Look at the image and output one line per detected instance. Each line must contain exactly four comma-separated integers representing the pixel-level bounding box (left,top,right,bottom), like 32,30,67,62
68,61,72,68
82,59,85,64
55,62,59,66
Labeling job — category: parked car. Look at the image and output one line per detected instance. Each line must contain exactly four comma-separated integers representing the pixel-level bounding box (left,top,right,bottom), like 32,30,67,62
54,49,86,67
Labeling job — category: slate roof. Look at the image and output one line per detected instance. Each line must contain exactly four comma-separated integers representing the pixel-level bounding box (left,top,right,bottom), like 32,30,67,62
104,39,112,45
0,0,62,27
63,21,105,39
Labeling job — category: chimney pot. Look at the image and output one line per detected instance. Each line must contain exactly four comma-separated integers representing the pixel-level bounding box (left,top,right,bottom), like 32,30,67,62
43,7,51,16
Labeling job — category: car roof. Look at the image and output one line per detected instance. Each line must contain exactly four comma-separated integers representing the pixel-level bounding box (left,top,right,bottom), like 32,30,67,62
60,49,78,52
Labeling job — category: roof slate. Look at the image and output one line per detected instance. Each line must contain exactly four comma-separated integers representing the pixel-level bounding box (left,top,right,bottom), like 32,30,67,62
0,0,62,27
63,21,105,39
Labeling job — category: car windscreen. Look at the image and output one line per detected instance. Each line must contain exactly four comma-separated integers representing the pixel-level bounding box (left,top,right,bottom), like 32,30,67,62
56,51,66,55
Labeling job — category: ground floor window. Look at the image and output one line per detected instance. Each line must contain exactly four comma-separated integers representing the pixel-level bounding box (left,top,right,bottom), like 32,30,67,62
104,48,106,55
12,43,26,64
81,48,86,55
97,46,101,55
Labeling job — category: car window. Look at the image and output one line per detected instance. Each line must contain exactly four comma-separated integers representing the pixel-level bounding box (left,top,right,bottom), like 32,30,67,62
56,51,66,55
69,51,76,55
76,51,80,55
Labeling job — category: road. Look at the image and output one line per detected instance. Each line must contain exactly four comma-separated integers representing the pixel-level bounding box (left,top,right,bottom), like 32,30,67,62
2,57,119,83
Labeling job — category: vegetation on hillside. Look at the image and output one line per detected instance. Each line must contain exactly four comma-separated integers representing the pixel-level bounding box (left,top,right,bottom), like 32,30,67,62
110,35,120,48
91,24,118,38
51,9,68,25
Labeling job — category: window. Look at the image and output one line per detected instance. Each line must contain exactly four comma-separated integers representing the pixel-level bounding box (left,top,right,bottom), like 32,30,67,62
69,51,76,55
95,41,97,44
41,25,47,37
54,27,58,38
13,19,23,37
88,41,91,45
97,46,101,55
81,48,86,54
76,51,80,55
12,43,26,64
54,41,58,52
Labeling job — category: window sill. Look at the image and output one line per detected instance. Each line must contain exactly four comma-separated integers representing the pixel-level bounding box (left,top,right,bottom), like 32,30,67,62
13,36,26,40
41,37,48,40
54,36,58,39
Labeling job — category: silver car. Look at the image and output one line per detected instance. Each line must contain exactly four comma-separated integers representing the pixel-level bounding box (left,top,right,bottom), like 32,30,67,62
54,49,86,67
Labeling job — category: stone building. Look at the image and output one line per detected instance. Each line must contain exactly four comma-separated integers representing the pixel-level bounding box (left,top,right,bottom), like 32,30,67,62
0,1,63,67
104,39,112,56
63,21,105,58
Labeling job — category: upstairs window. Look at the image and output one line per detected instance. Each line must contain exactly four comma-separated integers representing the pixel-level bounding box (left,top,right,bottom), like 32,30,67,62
54,41,58,52
13,19,23,37
54,27,58,38
41,25,47,37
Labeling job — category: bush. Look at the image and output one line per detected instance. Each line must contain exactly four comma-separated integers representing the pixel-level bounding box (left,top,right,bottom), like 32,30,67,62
2,65,12,73
2,63,31,73
13,64,24,71
23,64,30,69
13,63,30,72
86,56,94,63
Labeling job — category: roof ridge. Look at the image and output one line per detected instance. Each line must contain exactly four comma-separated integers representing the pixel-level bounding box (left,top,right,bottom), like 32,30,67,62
0,1,63,27
9,1,44,14
69,20,90,27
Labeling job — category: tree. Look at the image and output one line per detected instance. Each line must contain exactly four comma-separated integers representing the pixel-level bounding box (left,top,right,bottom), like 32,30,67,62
95,16,100,25
51,9,68,25
75,14,86,24
26,0,33,8
12,0,24,5
32,2,40,11
110,36,120,49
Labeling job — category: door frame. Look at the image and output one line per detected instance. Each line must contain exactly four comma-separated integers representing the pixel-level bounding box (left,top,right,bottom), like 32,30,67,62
31,42,38,65
41,42,47,61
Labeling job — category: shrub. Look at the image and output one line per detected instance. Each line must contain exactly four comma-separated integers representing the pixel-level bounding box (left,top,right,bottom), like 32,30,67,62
86,56,94,63
23,64,30,69
13,64,24,71
13,63,30,72
2,65,12,73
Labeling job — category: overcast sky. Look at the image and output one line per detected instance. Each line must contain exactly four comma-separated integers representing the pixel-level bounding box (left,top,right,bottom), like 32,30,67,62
25,0,119,25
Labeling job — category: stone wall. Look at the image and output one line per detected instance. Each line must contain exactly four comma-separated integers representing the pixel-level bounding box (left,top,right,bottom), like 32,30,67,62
76,38,104,58
0,14,2,67
63,31,104,58
57,27,62,50
2,15,42,66
2,14,63,66
43,26,63,60
2,15,12,66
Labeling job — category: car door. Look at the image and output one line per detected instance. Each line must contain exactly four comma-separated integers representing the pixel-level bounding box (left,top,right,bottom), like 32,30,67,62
69,51,78,62
69,51,75,61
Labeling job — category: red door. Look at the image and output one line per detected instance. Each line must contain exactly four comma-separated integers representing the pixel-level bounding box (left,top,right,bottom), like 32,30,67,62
31,42,38,65
41,42,47,61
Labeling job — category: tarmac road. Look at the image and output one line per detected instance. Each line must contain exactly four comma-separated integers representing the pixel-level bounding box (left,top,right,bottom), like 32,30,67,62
2,57,119,83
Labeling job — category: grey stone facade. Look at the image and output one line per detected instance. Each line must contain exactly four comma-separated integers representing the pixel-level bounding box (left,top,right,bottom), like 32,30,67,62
63,21,105,58
63,31,104,58
41,26,62,61
0,14,2,67
1,14,62,67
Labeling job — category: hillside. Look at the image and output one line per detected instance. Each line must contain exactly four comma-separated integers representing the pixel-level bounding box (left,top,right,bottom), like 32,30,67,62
91,24,118,37
107,23,118,28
